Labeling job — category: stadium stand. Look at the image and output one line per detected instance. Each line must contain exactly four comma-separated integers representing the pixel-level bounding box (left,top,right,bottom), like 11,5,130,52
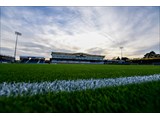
20,56,45,64
50,52,105,64
0,54,14,63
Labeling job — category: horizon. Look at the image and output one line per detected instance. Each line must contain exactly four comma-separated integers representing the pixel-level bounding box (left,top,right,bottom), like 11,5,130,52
0,6,159,59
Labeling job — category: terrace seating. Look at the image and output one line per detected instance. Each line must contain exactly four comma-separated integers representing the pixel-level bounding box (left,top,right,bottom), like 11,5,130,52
20,59,28,63
20,56,45,64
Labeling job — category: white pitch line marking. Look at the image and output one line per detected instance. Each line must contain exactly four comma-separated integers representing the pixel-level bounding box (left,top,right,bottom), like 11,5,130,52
0,74,160,97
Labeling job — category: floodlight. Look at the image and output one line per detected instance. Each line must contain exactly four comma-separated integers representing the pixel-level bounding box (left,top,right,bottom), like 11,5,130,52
14,31,22,62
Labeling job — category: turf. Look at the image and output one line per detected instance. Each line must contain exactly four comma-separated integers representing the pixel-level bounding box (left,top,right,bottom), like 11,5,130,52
0,64,160,83
0,80,160,112
0,64,160,112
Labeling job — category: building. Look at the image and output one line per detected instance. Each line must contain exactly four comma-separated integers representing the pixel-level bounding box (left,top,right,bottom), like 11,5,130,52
50,52,105,64
0,54,14,63
20,56,45,63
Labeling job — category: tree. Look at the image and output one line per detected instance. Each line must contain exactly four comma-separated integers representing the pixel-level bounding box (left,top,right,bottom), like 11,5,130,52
122,57,129,61
116,57,120,60
144,51,156,58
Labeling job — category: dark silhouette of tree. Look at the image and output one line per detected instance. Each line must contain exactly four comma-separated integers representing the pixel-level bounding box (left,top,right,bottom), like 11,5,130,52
144,51,157,58
122,57,129,61
116,57,120,60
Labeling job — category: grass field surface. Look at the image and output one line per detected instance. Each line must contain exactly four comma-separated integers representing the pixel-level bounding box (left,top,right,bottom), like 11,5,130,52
0,64,160,83
0,74,160,97
0,64,160,112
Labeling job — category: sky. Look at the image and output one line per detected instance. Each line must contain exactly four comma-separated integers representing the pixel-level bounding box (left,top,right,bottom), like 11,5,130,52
0,6,159,59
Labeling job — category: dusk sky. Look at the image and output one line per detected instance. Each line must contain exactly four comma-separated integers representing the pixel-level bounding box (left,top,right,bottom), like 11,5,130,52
0,6,159,59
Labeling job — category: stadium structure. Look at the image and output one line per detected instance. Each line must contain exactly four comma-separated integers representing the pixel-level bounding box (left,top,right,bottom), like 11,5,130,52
0,54,14,63
50,52,105,64
20,56,45,63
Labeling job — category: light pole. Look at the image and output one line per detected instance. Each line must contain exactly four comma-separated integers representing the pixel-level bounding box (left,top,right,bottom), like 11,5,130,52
14,31,22,62
120,47,123,60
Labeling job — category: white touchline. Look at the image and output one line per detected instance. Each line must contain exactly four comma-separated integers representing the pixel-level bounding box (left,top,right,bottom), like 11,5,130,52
0,74,160,97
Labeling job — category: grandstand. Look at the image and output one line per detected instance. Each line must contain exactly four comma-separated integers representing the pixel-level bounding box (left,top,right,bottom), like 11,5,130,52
0,54,14,63
50,52,105,64
20,56,45,64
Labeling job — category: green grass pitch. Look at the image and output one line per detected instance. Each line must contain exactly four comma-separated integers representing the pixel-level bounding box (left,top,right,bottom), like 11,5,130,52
0,64,160,112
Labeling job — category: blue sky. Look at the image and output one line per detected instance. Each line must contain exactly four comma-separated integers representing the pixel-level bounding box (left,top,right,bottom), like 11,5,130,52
0,6,159,59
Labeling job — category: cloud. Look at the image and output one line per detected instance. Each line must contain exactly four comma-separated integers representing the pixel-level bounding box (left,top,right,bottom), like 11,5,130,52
1,6,159,59
85,47,107,55
1,47,14,56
